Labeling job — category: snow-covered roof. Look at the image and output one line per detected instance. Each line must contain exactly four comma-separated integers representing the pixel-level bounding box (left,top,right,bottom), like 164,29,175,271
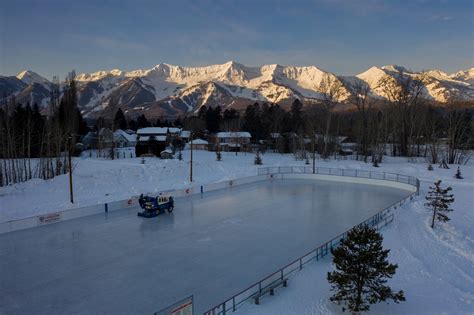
189,139,208,145
180,130,191,138
138,136,149,142
217,132,251,138
114,129,137,142
137,127,182,135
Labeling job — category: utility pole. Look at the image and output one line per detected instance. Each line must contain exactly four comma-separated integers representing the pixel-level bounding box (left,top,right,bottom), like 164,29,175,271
68,134,74,203
190,132,193,182
312,133,316,174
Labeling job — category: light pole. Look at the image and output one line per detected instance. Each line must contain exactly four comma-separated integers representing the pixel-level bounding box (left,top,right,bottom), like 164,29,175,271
67,134,74,203
189,132,193,182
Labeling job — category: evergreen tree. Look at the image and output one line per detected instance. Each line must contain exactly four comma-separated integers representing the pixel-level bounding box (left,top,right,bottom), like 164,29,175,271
425,180,454,228
454,167,463,179
372,159,379,167
113,108,127,131
327,225,405,313
137,114,150,128
254,151,262,165
290,99,303,133
206,106,222,133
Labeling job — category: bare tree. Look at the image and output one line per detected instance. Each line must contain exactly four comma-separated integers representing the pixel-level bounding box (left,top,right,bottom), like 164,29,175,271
319,74,346,158
351,80,375,162
379,70,425,157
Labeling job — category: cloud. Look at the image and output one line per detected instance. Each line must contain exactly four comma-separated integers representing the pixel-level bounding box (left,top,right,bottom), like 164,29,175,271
65,33,151,53
428,14,453,21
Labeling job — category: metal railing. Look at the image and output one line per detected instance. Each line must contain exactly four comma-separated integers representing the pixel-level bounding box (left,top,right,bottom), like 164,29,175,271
204,167,419,315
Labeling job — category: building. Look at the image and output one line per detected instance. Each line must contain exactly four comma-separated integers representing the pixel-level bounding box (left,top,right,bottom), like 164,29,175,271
180,130,191,142
98,128,114,148
81,131,98,149
338,136,358,156
135,127,182,157
211,132,252,152
113,129,137,148
187,139,209,150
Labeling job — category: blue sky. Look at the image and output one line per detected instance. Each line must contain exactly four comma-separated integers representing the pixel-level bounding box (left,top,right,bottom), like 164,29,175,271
1,0,472,79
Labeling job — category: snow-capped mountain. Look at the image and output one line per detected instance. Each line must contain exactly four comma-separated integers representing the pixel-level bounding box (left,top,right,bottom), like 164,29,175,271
16,70,51,86
1,62,473,117
353,65,474,103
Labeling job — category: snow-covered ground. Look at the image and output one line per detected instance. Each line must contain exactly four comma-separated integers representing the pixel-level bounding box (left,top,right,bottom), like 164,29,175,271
0,150,473,314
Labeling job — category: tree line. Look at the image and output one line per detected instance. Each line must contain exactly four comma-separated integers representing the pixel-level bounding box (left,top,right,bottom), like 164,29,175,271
0,73,87,186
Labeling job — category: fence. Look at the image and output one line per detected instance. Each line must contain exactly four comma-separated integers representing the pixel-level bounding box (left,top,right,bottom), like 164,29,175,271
204,166,419,315
0,196,138,234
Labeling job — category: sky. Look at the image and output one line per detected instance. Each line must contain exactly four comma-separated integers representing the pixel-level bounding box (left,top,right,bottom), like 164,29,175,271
0,0,473,79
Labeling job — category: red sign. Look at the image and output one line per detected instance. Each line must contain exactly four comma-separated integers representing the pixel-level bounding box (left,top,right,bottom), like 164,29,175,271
38,212,62,225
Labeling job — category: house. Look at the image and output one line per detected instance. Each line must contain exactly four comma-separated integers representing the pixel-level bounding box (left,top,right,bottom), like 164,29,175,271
81,131,98,149
98,128,114,148
338,136,358,156
187,139,209,150
135,127,182,157
211,132,252,152
113,129,137,148
180,130,191,142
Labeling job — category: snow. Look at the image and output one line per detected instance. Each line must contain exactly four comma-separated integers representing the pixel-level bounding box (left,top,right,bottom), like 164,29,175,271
188,138,208,145
216,131,251,138
0,152,472,314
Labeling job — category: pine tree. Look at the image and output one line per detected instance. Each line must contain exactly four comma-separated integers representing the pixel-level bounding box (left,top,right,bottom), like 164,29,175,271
425,180,454,228
113,108,127,131
327,225,405,313
454,167,463,179
216,150,222,161
254,151,262,165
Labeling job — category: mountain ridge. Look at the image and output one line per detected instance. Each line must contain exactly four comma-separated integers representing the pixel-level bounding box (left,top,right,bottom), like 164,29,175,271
2,62,473,118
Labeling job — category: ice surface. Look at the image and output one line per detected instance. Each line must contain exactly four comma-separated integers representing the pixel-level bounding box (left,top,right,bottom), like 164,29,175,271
0,178,409,314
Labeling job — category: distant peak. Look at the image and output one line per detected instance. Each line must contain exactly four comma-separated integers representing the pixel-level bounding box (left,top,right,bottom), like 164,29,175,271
381,64,410,73
16,70,50,85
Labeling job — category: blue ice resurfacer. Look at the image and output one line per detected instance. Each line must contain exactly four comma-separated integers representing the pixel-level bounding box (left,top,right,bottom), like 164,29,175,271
137,193,174,218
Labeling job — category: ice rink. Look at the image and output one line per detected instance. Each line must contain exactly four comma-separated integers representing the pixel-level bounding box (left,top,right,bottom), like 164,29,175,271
0,178,410,314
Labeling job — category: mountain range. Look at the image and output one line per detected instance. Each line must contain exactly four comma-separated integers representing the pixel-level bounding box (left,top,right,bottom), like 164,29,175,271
1,61,473,118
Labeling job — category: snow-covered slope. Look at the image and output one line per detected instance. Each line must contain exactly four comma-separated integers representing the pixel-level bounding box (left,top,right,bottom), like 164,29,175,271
2,63,473,116
354,65,474,102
